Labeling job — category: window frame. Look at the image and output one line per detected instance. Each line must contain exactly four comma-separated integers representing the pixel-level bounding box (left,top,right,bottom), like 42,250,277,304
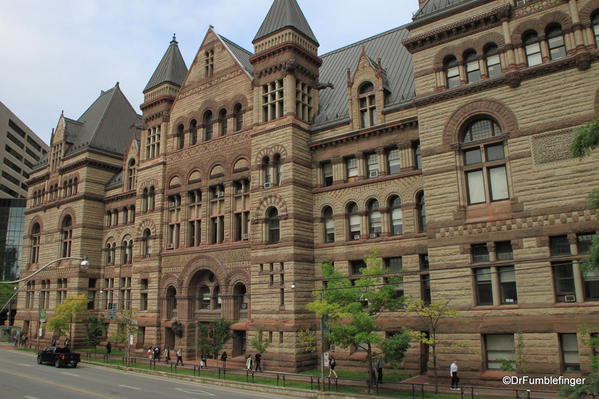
523,31,542,67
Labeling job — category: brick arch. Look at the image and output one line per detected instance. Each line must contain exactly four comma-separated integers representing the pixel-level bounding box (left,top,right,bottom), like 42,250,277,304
138,179,160,194
180,254,228,296
443,99,519,146
433,46,460,68
137,219,157,236
161,274,182,292
475,31,505,52
29,216,44,236
256,194,288,217
172,117,189,133
363,196,381,209
580,0,599,25
229,94,249,110
116,230,134,245
199,100,219,120
186,167,205,184
384,192,403,205
254,144,289,165
104,236,116,245
208,155,228,178
512,20,545,45
166,170,185,189
57,207,76,230
343,199,361,211
539,10,573,31
225,269,251,294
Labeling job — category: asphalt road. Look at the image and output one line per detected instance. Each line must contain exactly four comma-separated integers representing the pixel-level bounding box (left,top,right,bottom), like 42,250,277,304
0,348,279,399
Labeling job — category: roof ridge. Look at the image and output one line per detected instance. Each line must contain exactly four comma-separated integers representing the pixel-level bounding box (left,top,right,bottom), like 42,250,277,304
219,34,253,56
88,84,120,148
76,87,115,123
320,25,409,58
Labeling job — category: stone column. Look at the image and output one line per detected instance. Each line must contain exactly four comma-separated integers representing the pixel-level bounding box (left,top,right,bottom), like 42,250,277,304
380,208,390,237
502,19,517,70
360,212,369,240
540,36,550,63
568,0,585,49
284,73,297,117
376,147,387,176
491,266,501,306
356,153,366,181
458,62,467,85
399,143,414,170
332,157,344,184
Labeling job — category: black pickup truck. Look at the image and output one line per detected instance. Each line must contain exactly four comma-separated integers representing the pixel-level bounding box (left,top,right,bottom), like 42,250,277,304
37,347,80,368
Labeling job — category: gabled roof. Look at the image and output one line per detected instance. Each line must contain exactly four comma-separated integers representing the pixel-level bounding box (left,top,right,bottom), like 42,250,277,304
413,0,467,20
253,0,318,45
105,171,123,190
218,34,253,75
144,35,188,93
313,26,415,128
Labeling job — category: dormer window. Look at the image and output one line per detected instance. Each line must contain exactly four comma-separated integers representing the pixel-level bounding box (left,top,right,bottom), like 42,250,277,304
205,49,214,77
127,159,136,191
358,82,376,128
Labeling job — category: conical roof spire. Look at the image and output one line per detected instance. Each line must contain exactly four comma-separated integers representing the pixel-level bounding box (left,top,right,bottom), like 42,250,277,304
144,34,188,93
253,0,318,45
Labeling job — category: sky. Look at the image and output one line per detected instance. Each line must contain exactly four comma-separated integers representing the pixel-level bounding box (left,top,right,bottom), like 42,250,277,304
1,0,417,145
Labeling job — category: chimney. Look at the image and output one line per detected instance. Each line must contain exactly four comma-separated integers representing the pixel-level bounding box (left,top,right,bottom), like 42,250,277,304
419,0,427,7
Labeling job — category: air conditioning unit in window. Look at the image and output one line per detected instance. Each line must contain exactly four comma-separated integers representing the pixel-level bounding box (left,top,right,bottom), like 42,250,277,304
369,233,378,239
369,170,379,178
564,295,576,303
353,234,361,241
241,303,248,310
263,182,272,189
166,243,174,250
217,192,224,198
242,233,249,240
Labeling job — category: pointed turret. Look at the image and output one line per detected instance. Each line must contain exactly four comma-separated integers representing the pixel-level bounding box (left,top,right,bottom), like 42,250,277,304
144,34,188,93
253,0,318,46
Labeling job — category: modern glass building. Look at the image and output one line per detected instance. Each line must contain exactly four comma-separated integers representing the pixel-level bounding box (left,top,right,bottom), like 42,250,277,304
0,199,26,281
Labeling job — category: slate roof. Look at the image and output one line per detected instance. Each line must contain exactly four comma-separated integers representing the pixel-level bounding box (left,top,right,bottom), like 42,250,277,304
413,0,468,20
253,0,318,45
313,26,415,127
105,171,123,190
218,35,253,74
144,35,188,92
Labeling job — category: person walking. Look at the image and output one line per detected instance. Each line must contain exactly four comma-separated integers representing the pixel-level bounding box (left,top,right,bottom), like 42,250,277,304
106,341,112,355
376,357,385,384
147,347,153,360
220,351,228,369
176,348,184,366
450,361,459,390
50,336,57,347
64,338,70,349
200,353,207,369
165,347,171,364
245,355,253,371
254,353,262,372
155,346,161,362
328,354,338,378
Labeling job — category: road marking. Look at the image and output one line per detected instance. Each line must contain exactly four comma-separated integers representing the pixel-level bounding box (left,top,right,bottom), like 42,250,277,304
0,368,118,399
24,396,39,399
17,363,33,367
175,387,216,396
118,384,141,390
60,371,80,377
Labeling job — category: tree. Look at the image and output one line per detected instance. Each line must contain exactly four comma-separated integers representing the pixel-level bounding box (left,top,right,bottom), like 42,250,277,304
250,328,270,355
196,319,232,360
109,310,138,361
298,329,317,353
307,250,411,392
560,328,599,399
85,316,105,352
406,299,458,393
47,294,88,349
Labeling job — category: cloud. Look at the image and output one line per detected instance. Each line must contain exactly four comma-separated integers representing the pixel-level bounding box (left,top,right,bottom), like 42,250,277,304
0,0,415,144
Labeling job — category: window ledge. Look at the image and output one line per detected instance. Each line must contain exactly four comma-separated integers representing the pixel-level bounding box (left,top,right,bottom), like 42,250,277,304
471,304,520,310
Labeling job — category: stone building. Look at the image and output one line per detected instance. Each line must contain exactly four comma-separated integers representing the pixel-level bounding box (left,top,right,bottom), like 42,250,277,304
15,0,599,379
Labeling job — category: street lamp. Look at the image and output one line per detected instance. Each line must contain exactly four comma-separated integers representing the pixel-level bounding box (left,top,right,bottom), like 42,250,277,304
0,256,90,285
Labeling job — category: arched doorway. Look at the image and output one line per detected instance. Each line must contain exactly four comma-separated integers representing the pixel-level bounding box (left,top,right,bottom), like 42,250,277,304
232,282,248,357
189,269,222,359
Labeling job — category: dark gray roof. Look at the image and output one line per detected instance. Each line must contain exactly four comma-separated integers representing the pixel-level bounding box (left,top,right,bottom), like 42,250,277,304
105,171,123,190
218,34,253,74
313,26,415,128
413,0,467,20
254,0,318,45
144,35,188,92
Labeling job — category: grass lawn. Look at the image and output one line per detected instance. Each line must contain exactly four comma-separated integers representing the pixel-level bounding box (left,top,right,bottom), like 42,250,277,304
79,347,125,356
298,367,412,383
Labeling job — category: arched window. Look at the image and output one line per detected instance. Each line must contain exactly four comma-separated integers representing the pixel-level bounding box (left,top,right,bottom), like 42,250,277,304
120,239,128,264
234,103,243,131
484,43,501,78
358,82,376,128
204,111,213,141
122,207,128,224
262,156,271,185
219,109,227,136
388,196,403,235
166,286,177,318
273,154,282,186
461,118,509,205
127,240,133,263
61,215,73,257
190,119,198,145
105,243,112,265
67,180,73,197
322,206,335,243
523,31,542,66
367,200,382,238
266,207,280,244
213,285,222,310
112,209,118,226
111,242,116,264
126,159,136,191
444,56,460,88
234,283,248,311
347,202,361,241
63,181,68,197
106,211,112,227
73,178,78,195
464,50,481,83
142,228,152,258
593,13,599,48
30,223,41,263
149,186,156,211
176,124,184,150
546,24,566,60
142,188,148,212
199,286,211,310
416,191,426,233
130,206,135,223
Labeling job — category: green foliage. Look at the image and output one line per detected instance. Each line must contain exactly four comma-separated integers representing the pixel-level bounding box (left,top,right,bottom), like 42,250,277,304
297,329,317,353
0,284,17,310
250,329,270,354
307,249,409,379
196,319,233,357
85,316,105,349
559,374,599,399
570,117,599,158
515,332,527,374
499,359,515,372
47,294,89,341
109,310,138,345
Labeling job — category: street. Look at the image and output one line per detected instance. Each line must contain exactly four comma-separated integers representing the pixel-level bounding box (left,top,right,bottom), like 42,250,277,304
0,347,277,399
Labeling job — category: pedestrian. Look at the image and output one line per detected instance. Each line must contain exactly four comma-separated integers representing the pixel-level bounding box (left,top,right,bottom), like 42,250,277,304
376,357,384,384
154,346,160,361
21,334,27,347
50,336,57,347
165,347,171,364
450,361,459,390
200,353,207,369
254,353,262,372
245,355,253,371
328,353,337,378
147,347,153,360
176,348,184,366
106,341,112,355
221,351,228,369
64,338,70,349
